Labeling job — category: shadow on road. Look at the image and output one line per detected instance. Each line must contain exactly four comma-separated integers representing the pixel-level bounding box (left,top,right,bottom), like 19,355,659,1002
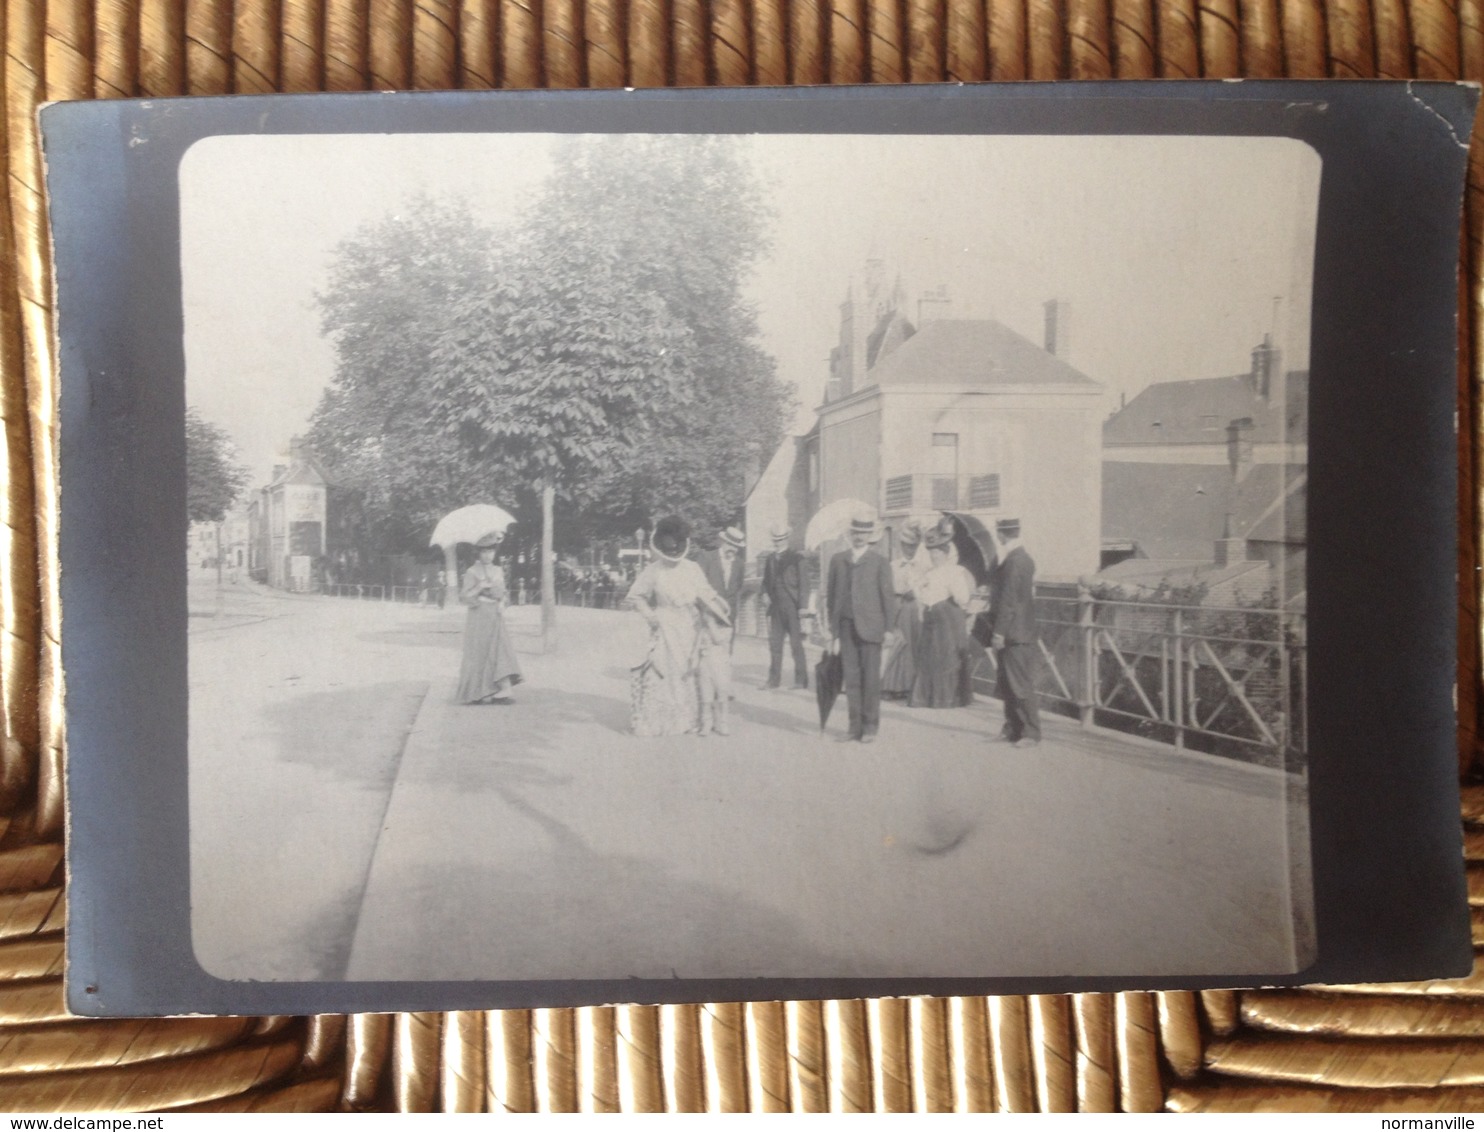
356,843,868,981
265,680,429,787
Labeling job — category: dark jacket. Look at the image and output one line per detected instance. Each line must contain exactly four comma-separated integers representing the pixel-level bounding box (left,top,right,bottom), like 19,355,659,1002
762,548,804,611
989,545,1038,645
827,547,896,644
698,547,744,617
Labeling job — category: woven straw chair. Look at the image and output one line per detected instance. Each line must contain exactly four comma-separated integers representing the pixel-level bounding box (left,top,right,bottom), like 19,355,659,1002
2,0,1482,1112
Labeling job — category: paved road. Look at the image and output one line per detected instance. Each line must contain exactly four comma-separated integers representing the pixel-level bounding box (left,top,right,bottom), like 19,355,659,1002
183,577,1312,984
189,578,446,980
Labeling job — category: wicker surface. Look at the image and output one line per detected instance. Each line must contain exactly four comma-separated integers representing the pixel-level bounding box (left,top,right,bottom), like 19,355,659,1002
1,0,1482,1112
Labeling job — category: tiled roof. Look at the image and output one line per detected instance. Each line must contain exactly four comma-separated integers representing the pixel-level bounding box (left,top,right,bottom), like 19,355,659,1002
1101,462,1299,560
1244,471,1306,544
268,456,330,489
1103,371,1308,446
864,318,1100,390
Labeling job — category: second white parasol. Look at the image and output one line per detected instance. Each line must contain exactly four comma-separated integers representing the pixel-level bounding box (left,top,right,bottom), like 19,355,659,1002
803,498,878,551
429,503,518,549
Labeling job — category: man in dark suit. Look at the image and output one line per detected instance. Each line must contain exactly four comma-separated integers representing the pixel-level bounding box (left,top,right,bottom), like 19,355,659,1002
698,526,746,651
761,522,808,689
826,512,897,743
988,518,1041,748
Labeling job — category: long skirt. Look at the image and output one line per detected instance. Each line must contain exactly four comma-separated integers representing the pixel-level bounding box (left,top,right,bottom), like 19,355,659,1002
456,603,524,703
910,600,973,708
881,595,921,698
631,608,703,736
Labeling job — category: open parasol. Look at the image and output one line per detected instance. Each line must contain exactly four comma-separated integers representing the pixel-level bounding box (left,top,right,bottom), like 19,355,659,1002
804,498,877,551
429,504,517,549
941,511,997,588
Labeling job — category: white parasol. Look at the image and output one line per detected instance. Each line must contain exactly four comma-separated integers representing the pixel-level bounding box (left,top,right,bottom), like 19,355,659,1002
803,498,877,551
429,504,517,549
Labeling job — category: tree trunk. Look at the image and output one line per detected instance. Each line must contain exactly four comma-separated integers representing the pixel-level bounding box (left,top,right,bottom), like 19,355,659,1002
443,543,459,610
541,484,556,653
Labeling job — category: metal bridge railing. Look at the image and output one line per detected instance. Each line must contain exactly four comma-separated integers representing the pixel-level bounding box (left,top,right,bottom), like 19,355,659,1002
983,594,1306,765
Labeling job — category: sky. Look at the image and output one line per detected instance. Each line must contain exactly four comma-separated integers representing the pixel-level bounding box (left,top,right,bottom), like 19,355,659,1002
181,132,1320,487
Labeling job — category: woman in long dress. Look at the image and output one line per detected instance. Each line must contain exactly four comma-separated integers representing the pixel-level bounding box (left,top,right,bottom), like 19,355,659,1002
880,519,925,700
455,532,524,704
626,516,730,737
910,522,975,708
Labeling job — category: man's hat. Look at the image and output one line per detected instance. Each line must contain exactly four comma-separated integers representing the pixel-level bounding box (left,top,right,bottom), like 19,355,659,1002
719,526,745,551
769,522,791,545
474,531,504,548
996,518,1022,539
849,511,882,541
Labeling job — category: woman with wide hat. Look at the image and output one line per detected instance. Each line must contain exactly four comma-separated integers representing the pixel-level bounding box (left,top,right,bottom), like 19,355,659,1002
455,531,524,704
881,518,926,700
625,516,732,737
909,519,975,709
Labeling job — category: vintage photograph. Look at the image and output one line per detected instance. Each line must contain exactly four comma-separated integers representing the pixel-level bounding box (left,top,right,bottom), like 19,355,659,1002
181,131,1318,983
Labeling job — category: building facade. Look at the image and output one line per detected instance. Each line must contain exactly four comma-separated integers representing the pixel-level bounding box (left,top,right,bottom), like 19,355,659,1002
1099,336,1307,607
248,437,330,591
748,260,1105,586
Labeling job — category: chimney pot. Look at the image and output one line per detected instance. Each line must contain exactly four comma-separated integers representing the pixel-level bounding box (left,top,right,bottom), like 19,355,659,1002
1044,299,1071,359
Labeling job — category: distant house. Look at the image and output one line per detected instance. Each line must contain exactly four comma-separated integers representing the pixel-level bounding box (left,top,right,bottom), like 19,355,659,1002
247,437,331,591
747,256,1105,586
1099,336,1306,607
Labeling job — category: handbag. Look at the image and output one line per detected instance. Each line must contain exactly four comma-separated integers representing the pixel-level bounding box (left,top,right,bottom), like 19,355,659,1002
970,611,995,648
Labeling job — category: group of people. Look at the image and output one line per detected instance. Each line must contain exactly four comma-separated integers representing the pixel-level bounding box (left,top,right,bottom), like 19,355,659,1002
447,509,1042,748
822,512,1042,747
618,508,1043,748
625,518,741,736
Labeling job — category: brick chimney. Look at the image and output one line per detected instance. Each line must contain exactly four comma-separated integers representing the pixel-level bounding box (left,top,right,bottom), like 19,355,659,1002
918,284,952,326
1044,299,1071,360
1250,334,1281,400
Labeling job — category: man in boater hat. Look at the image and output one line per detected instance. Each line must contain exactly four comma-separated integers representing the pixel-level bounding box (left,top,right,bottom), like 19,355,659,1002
698,525,746,652
988,518,1042,748
825,510,897,743
761,521,808,690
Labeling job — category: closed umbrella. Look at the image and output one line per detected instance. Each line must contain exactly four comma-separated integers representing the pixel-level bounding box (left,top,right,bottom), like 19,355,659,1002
815,650,844,732
804,498,876,551
429,504,517,549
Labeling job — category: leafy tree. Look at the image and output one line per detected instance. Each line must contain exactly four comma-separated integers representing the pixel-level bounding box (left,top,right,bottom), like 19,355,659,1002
534,136,791,532
309,199,503,553
186,407,248,523
309,138,791,639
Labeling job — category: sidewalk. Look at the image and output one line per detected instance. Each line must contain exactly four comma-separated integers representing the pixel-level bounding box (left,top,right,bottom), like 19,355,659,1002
345,606,1310,982
189,592,464,981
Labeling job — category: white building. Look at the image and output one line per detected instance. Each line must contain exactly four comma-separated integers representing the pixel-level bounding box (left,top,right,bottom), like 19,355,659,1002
749,260,1105,584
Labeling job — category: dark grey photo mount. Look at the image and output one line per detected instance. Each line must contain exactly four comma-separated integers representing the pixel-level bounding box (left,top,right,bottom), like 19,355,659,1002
45,81,1476,1017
